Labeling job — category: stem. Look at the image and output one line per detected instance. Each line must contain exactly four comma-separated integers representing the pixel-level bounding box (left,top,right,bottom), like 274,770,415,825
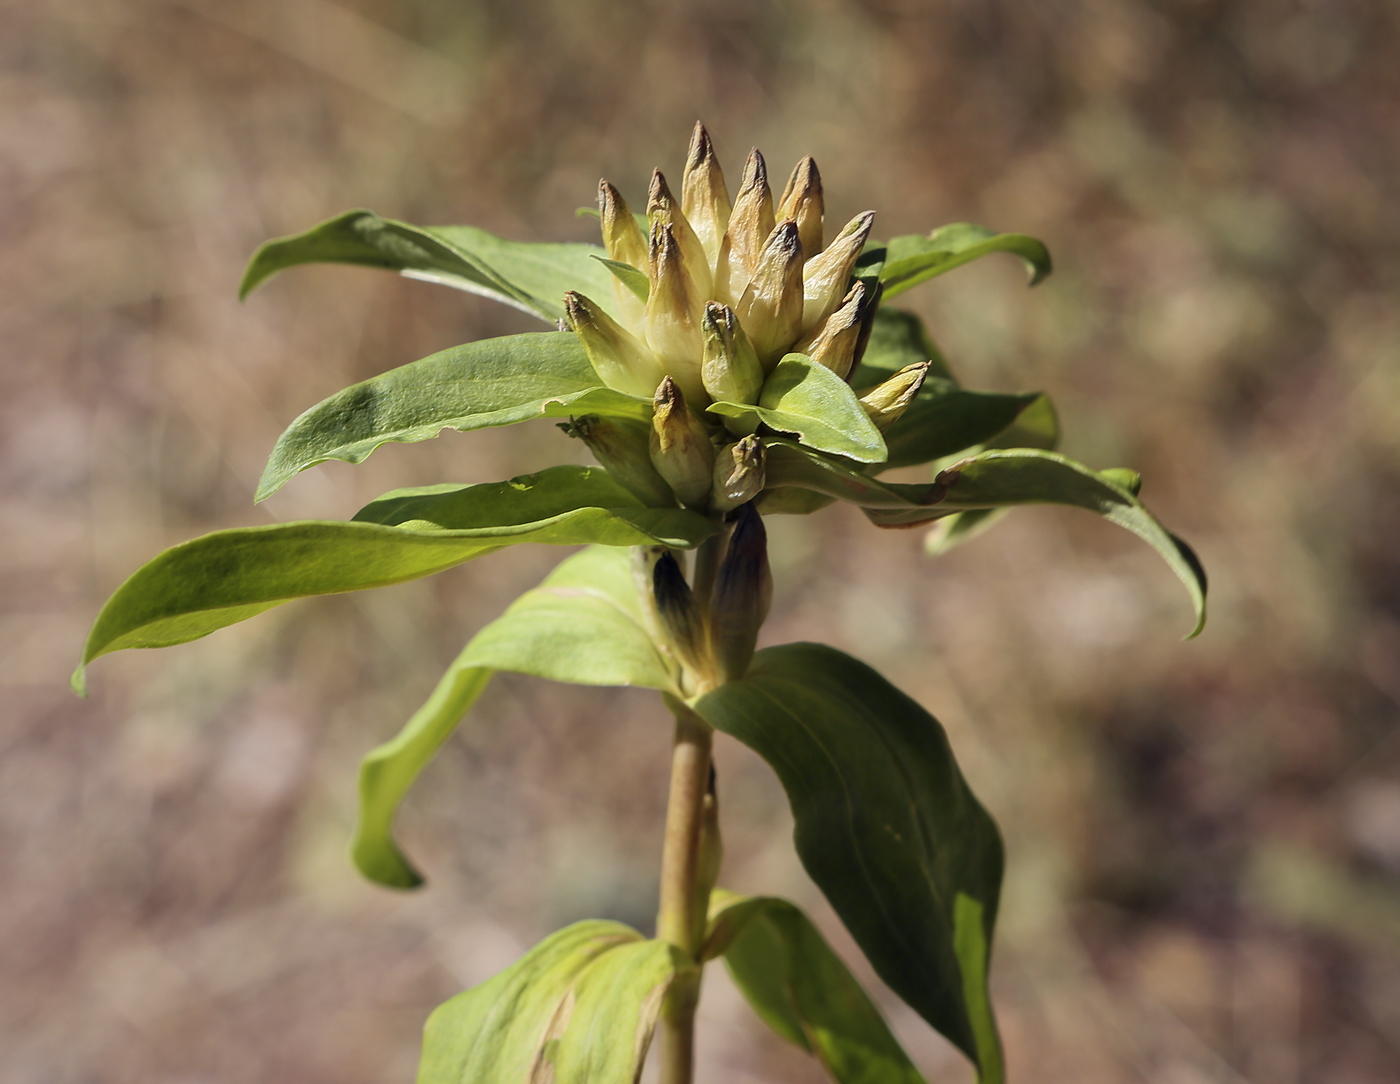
656,697,713,1084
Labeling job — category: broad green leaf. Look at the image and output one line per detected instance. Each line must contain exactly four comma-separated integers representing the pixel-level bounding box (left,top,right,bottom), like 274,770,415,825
240,209,616,323
693,644,1005,1084
754,487,838,516
895,448,1208,637
417,920,682,1084
255,332,650,500
592,255,650,302
855,306,954,381
879,224,1052,298
708,355,887,464
73,467,716,692
354,545,675,887
705,892,928,1084
762,440,943,511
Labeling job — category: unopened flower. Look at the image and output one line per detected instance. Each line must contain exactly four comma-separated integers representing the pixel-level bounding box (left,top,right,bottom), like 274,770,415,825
565,291,665,398
700,301,763,409
736,220,805,369
715,148,776,306
711,435,766,513
560,414,676,507
650,377,715,509
777,156,823,262
794,281,871,380
858,362,931,431
645,224,706,403
709,502,773,682
681,122,731,269
802,210,875,333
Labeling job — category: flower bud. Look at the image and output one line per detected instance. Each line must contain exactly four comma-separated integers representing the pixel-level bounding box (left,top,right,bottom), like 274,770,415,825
715,148,776,306
709,502,772,683
564,291,666,398
598,181,649,329
682,122,731,269
792,281,869,380
858,362,930,431
653,551,709,676
649,377,716,509
801,210,875,333
711,435,766,513
736,220,805,369
776,155,824,262
560,414,677,507
644,224,706,403
648,169,712,302
700,302,763,408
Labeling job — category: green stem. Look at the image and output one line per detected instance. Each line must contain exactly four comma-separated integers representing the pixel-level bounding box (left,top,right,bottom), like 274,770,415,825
656,696,713,1084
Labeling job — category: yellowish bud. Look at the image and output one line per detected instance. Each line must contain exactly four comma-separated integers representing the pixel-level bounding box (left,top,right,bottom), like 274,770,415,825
801,210,875,332
564,291,666,398
709,502,772,682
776,155,824,262
735,220,805,369
598,181,648,330
711,435,766,513
715,148,776,306
649,376,715,509
858,362,930,431
644,224,706,403
792,281,869,380
648,169,713,302
560,414,677,507
700,302,763,408
681,122,731,270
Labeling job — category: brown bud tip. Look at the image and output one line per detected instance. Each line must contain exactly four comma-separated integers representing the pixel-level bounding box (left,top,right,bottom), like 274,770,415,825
739,147,769,196
654,374,682,411
686,121,715,174
859,361,931,431
653,552,708,674
710,501,772,681
648,169,676,217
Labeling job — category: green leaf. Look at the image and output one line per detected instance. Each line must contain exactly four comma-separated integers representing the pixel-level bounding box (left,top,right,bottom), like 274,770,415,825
761,440,943,511
879,224,1052,298
353,545,677,887
855,306,954,381
240,209,617,323
73,467,716,691
591,254,650,302
693,644,1005,1084
417,920,683,1084
709,354,887,464
255,332,650,501
705,892,928,1084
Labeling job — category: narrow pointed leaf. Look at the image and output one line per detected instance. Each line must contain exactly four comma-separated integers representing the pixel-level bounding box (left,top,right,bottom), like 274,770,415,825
693,644,1005,1084
708,355,887,463
591,254,650,302
75,467,716,689
417,920,680,1084
241,209,616,323
355,545,676,887
704,892,928,1084
879,225,1052,298
256,332,650,500
887,449,1207,636
762,440,944,511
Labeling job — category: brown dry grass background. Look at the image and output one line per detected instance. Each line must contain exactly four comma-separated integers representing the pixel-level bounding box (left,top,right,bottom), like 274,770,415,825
5,0,1400,1080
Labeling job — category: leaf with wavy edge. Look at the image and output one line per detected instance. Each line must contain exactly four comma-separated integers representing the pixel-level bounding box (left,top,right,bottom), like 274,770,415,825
354,546,675,887
240,209,617,323
704,891,928,1084
255,332,648,501
875,224,1052,298
73,468,715,693
693,643,1005,1084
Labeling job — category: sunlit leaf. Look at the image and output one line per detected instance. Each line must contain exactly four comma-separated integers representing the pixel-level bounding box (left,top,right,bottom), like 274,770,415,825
704,892,928,1084
240,209,616,323
709,354,887,464
592,254,650,302
693,643,1005,1084
354,546,676,887
417,920,682,1084
855,306,953,381
256,332,649,500
761,440,942,511
877,224,1052,298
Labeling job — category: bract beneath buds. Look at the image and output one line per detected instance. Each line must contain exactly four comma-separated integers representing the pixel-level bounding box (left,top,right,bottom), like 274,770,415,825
711,435,766,513
794,281,869,381
736,220,805,370
709,502,773,683
645,224,706,403
858,362,931,432
682,122,731,269
777,156,824,262
700,302,763,411
650,377,716,510
802,210,875,333
715,148,776,307
560,414,677,507
564,291,666,398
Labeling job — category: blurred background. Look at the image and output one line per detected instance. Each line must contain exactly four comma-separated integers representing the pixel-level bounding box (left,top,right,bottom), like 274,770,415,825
4,0,1400,1080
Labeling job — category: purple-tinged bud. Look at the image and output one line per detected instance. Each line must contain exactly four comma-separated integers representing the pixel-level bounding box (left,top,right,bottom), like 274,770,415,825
709,502,772,682
560,414,677,507
711,435,766,513
682,122,731,269
792,281,869,380
650,377,716,510
715,148,776,306
653,551,709,677
801,210,875,333
644,224,706,403
700,302,763,409
649,169,713,302
564,291,666,398
858,362,930,432
776,156,824,262
852,279,883,371
735,220,805,370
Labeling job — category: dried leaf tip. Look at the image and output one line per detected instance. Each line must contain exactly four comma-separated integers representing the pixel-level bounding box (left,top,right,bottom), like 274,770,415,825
777,156,824,261
801,210,875,333
859,361,930,431
682,122,731,268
